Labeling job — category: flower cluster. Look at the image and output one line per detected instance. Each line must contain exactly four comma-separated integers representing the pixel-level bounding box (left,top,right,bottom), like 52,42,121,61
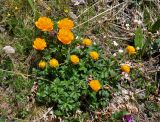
32,16,139,116
33,17,137,94
33,17,101,92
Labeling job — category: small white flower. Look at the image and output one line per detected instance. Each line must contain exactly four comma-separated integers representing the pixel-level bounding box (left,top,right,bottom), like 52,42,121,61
136,47,140,50
113,41,118,46
3,46,15,54
93,42,97,45
118,49,123,53
121,72,131,81
126,24,130,30
76,36,79,39
76,109,82,114
126,24,130,27
113,53,117,56
71,0,85,5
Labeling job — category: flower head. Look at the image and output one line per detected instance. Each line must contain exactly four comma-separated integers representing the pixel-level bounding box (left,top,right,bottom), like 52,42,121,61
126,45,136,54
89,51,99,60
89,80,101,92
71,0,85,5
70,55,80,64
121,64,130,73
58,18,74,30
33,38,47,50
49,58,59,68
118,49,124,53
113,41,118,46
82,38,92,46
57,29,74,44
38,61,46,69
35,17,54,31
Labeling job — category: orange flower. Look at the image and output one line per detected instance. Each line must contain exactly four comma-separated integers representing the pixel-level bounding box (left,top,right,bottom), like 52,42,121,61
121,64,130,73
70,55,80,64
82,38,92,46
49,58,59,68
89,51,99,60
57,29,74,44
58,18,74,30
89,80,101,92
126,45,136,54
33,38,47,50
38,61,46,69
35,17,54,31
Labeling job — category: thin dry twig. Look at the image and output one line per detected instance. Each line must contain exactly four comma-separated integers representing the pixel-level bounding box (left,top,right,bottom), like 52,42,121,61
34,107,53,122
73,2,125,29
77,0,102,18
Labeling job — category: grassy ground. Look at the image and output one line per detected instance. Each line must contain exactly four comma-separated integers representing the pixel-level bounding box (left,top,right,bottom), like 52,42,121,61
0,0,160,121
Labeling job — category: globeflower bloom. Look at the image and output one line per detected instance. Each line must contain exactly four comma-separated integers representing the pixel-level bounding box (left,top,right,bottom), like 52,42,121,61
58,18,74,30
121,64,130,73
82,38,92,46
49,58,59,68
33,38,47,50
89,51,99,60
89,80,101,92
35,17,54,31
126,45,136,54
57,29,74,44
38,61,46,69
70,55,80,64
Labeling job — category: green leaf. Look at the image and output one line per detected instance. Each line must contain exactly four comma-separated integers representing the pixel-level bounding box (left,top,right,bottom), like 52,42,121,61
54,110,63,116
112,110,128,119
27,0,38,19
27,0,35,13
151,18,160,33
156,38,160,46
0,118,6,122
134,27,144,49
141,38,151,57
109,70,116,77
